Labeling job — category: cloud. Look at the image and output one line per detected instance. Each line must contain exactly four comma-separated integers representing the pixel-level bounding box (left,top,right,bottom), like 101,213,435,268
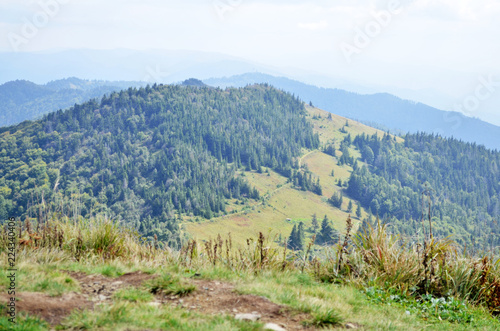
298,20,328,31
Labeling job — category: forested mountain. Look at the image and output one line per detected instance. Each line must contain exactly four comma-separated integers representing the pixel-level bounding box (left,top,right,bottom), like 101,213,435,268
1,80,500,252
0,84,319,247
0,78,143,127
206,73,500,151
347,132,500,249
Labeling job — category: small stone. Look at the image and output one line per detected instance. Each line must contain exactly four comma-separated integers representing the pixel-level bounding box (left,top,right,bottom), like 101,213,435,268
178,299,184,304
232,308,238,313
190,306,197,309
345,323,358,329
263,323,286,331
111,281,123,286
235,313,261,322
148,302,161,307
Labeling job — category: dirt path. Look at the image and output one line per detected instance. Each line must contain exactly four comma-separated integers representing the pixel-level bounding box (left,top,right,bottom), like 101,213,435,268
208,149,321,223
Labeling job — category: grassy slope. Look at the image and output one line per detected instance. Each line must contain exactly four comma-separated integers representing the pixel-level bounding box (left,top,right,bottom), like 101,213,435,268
8,107,500,330
184,106,397,245
4,255,499,330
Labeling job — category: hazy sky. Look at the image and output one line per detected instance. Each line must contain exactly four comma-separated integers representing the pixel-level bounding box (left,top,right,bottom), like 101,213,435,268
2,0,500,124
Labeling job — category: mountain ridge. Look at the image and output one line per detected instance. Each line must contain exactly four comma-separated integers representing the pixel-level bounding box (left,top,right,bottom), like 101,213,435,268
205,73,500,151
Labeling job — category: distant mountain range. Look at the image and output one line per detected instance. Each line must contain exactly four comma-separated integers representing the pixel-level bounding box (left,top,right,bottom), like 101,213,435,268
0,78,143,127
206,73,500,151
2,72,499,151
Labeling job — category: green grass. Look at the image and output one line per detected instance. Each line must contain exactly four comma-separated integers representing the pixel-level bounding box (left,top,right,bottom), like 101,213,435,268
113,287,154,303
147,273,196,297
0,265,79,296
307,309,344,328
58,302,263,331
0,314,48,331
3,204,500,330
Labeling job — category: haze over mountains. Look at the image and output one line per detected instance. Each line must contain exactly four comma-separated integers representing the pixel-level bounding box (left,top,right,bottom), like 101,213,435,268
2,71,499,151
3,49,494,121
207,73,500,151
0,78,144,127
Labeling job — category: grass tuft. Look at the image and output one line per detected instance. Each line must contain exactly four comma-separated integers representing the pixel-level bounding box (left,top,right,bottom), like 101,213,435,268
306,308,343,328
148,273,196,297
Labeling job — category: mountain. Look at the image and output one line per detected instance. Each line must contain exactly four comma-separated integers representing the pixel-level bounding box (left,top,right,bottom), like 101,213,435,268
1,82,499,252
205,73,500,151
0,84,319,247
0,78,144,127
2,85,500,330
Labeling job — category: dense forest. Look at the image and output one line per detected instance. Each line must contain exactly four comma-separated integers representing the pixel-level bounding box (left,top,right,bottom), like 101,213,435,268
2,79,500,251
0,84,319,247
348,132,500,250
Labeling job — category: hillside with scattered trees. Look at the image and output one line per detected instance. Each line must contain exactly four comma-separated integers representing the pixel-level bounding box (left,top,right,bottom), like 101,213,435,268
0,84,319,247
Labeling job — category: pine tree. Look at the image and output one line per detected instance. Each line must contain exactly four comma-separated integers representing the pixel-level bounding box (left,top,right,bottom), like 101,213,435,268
356,201,362,218
328,192,343,209
311,213,319,233
287,224,303,250
297,222,305,249
347,200,353,213
317,215,339,245
287,224,298,250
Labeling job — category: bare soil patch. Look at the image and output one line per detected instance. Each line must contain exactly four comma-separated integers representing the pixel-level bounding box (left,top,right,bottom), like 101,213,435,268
0,291,90,325
67,270,157,302
158,278,315,330
0,271,157,326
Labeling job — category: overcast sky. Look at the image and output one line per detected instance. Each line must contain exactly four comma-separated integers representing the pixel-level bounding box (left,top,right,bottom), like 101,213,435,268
2,0,500,125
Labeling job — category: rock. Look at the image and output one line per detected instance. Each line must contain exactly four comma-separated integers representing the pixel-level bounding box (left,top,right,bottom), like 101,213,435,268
98,295,108,301
235,313,261,322
345,323,358,329
263,323,286,331
148,302,161,307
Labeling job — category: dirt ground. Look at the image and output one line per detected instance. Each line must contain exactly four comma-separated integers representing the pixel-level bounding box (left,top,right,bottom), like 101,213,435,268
158,278,314,330
0,270,156,326
0,291,90,325
0,271,329,330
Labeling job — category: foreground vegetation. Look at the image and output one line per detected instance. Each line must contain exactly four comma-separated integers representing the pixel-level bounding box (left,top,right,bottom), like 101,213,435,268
2,215,500,330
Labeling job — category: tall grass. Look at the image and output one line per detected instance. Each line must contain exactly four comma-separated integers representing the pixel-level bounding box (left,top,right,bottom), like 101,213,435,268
2,213,500,315
0,216,145,261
